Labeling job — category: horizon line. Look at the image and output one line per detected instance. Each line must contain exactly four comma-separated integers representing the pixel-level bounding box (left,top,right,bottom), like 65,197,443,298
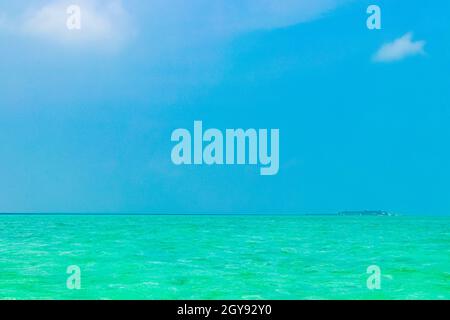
0,212,422,216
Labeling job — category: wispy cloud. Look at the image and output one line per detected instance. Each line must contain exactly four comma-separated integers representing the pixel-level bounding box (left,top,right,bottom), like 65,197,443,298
373,32,426,63
144,0,350,40
210,0,350,33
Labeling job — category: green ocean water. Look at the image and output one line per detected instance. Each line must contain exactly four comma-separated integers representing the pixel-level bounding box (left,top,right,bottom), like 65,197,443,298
0,215,449,300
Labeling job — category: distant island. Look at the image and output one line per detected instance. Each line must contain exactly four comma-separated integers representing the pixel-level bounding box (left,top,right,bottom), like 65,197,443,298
304,210,398,216
337,210,396,216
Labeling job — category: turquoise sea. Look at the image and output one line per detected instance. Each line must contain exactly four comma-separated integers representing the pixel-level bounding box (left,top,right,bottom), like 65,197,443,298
0,215,449,300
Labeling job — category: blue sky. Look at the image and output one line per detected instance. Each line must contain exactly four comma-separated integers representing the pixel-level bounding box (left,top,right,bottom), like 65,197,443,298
0,0,449,214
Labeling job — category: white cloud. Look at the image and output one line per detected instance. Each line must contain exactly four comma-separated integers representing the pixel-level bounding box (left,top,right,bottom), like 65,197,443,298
373,32,426,63
18,0,133,49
